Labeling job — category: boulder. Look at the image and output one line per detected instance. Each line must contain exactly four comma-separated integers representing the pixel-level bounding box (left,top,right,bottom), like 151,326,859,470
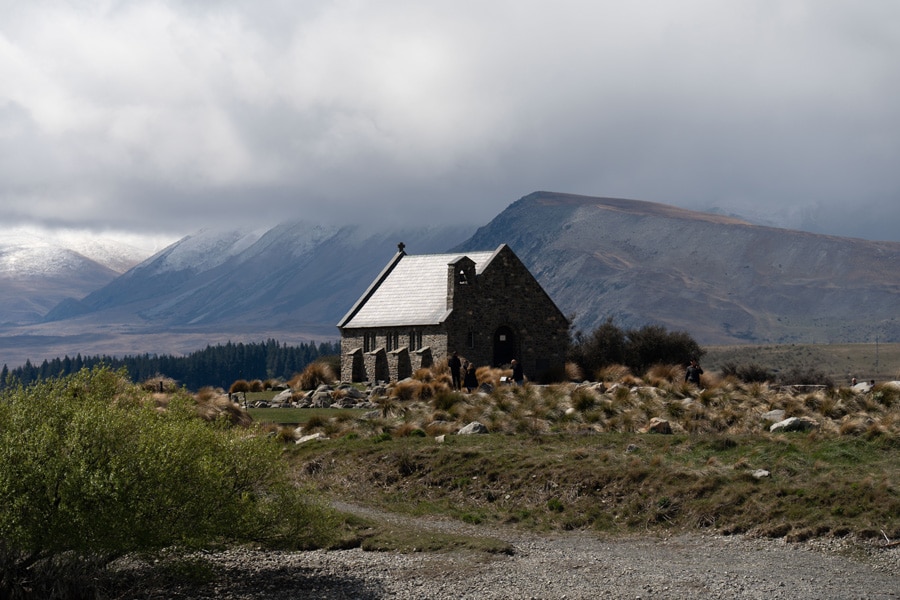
295,432,326,445
311,391,333,407
272,388,293,404
761,409,786,423
643,417,672,434
769,416,818,433
458,421,489,435
752,469,771,479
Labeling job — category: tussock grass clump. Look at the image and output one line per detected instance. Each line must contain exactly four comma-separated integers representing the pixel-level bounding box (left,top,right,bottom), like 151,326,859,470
142,374,179,393
565,362,584,381
391,379,427,401
229,379,251,393
571,387,597,412
646,363,683,385
290,361,337,391
195,395,252,427
596,364,631,382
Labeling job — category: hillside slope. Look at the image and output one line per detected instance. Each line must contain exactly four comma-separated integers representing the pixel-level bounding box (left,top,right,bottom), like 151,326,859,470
454,192,900,344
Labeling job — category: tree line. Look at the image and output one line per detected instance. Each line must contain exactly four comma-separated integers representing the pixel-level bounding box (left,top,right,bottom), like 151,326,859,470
0,339,341,391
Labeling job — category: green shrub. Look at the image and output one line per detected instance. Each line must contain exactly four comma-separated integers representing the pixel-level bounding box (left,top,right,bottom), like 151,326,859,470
0,366,335,596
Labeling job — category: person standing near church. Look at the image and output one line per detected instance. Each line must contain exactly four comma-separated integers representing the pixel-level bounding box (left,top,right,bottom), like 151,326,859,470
464,362,478,393
449,352,462,390
511,359,524,385
685,358,703,386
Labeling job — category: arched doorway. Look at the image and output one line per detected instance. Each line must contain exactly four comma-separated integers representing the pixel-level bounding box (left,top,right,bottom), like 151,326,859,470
492,326,517,367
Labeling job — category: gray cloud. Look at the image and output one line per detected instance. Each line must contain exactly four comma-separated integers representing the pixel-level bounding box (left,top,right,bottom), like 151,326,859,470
1,0,898,241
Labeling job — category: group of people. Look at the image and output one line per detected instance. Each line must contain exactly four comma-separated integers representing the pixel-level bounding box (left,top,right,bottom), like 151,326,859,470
448,352,524,393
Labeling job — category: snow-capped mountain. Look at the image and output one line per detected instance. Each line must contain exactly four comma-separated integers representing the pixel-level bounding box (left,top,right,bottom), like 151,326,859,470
0,227,159,325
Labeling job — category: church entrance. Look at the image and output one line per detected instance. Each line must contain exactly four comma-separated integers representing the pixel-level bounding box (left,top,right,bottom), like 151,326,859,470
492,326,517,367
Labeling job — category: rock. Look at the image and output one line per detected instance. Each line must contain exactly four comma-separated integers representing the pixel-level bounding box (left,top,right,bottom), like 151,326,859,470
458,421,489,435
769,416,819,433
643,417,672,434
752,469,771,479
435,435,445,443
331,397,358,408
295,432,326,444
311,391,333,407
762,409,785,422
272,389,293,404
343,387,366,400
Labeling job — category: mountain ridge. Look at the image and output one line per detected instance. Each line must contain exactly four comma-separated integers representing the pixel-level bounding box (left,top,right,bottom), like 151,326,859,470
454,192,899,344
1,192,897,367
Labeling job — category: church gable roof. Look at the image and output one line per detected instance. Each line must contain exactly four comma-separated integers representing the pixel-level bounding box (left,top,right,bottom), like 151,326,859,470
338,247,498,329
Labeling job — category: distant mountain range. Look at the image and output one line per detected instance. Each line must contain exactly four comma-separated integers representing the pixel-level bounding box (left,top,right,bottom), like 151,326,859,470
0,228,148,326
1,191,897,368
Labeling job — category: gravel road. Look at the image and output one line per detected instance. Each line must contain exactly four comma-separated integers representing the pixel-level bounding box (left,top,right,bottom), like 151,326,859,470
117,504,900,599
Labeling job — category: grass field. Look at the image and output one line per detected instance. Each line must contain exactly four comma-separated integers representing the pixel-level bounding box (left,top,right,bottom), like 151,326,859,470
290,431,900,541
704,343,900,384
235,344,900,543
247,407,368,425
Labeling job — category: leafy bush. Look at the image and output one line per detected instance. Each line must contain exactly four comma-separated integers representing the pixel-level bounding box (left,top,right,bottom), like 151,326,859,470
721,361,770,383
777,367,834,388
569,318,704,379
0,366,335,597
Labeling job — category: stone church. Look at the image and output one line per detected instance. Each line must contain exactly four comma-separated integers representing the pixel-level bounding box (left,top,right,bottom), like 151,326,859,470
337,243,569,383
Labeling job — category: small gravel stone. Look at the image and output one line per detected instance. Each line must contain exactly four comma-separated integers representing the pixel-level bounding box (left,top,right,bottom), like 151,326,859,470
110,504,900,599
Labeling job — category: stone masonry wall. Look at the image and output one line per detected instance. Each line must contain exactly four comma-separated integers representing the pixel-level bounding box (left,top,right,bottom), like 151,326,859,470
340,326,446,383
444,245,569,382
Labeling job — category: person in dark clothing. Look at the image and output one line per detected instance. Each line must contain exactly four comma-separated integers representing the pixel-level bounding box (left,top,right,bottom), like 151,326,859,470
464,363,478,393
685,359,703,385
511,359,524,385
449,352,462,390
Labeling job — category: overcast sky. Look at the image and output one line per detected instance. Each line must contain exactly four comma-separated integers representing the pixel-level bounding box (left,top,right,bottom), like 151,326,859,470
2,0,899,247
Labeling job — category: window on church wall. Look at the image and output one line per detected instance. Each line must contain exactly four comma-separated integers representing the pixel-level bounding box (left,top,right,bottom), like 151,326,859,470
467,330,476,348
364,332,377,353
386,331,400,352
408,330,422,350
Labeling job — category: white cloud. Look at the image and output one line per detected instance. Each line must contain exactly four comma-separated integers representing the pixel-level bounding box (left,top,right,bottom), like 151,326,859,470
0,0,897,239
